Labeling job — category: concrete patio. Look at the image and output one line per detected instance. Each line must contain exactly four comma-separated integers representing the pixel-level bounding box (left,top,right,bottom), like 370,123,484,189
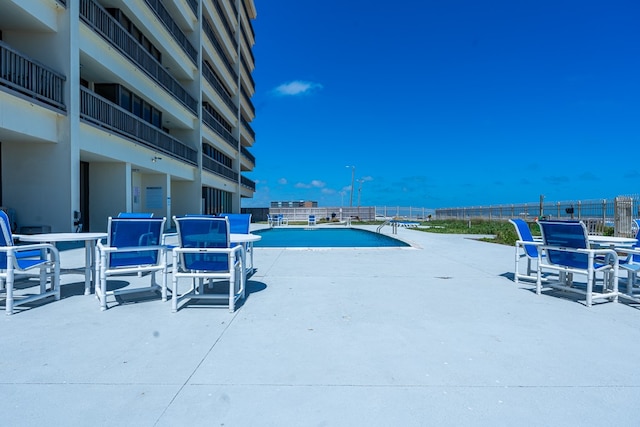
2,225,640,426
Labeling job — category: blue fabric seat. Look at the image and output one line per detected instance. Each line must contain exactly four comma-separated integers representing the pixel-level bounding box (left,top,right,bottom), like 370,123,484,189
96,217,167,311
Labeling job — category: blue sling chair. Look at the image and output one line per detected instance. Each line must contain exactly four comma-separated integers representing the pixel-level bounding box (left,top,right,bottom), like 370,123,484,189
537,220,619,307
172,216,244,313
96,217,167,311
0,210,60,315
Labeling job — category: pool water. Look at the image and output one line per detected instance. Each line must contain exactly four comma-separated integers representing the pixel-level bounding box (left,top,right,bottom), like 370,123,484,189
253,227,409,248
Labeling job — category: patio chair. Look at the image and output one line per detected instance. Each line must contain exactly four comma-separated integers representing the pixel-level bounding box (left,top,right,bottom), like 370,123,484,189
509,218,545,283
616,227,640,297
221,213,254,273
171,216,245,313
537,220,619,307
308,214,316,226
96,217,167,311
277,214,288,226
118,212,154,218
0,210,60,315
220,213,251,234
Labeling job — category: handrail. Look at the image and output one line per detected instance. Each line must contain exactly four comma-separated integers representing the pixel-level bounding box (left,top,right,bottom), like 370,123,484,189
376,220,391,233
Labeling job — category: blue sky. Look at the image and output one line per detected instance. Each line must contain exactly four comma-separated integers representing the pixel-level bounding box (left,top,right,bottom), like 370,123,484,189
244,0,640,209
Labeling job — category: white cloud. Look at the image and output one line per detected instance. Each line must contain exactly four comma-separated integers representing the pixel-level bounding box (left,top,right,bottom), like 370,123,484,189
278,178,288,185
294,180,325,189
272,80,323,96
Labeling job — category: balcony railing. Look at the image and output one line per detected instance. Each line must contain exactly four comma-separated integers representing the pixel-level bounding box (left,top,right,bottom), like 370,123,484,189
202,18,238,83
240,146,255,165
186,0,198,16
202,60,236,113
202,106,238,150
241,175,256,191
240,86,255,117
143,0,197,64
240,25,255,65
213,0,237,51
240,116,255,140
241,1,255,40
80,87,197,165
80,0,197,114
229,0,238,18
0,41,66,110
202,154,238,182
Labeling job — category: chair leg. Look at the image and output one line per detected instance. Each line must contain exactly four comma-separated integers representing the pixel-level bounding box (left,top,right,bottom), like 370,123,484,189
586,273,593,307
172,274,178,313
6,268,14,315
514,247,520,284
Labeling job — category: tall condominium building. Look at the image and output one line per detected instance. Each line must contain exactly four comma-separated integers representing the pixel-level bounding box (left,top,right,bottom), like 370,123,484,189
0,0,257,232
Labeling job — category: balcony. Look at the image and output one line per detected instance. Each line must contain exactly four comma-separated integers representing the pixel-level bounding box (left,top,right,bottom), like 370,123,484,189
240,116,255,141
202,106,238,151
80,87,197,165
202,18,238,83
0,41,66,111
143,0,198,64
212,0,237,51
202,60,236,114
240,146,255,166
202,154,238,182
240,85,255,117
186,0,197,16
241,175,256,191
80,0,197,114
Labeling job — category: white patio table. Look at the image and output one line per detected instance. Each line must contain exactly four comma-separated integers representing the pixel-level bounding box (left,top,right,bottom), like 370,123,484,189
231,233,261,277
588,235,637,249
18,232,107,295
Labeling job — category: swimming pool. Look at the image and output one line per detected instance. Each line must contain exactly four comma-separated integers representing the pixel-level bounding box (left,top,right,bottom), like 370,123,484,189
253,227,410,248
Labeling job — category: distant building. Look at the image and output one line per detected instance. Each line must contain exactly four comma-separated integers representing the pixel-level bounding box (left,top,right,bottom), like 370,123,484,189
270,201,318,208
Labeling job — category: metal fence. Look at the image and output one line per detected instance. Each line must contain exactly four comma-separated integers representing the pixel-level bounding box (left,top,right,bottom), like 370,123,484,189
435,195,640,236
257,206,434,222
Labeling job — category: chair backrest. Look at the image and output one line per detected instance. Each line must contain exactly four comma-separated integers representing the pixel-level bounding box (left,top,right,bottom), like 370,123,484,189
118,212,154,218
106,217,166,267
509,218,538,258
174,216,231,271
0,210,14,269
538,220,589,269
632,227,640,263
220,213,251,234
0,210,14,248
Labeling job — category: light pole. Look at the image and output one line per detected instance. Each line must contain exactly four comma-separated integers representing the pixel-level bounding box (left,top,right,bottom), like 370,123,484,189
345,165,355,207
356,179,365,209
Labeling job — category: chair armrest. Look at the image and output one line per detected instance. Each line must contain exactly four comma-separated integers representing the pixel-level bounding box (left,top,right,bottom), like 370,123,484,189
173,246,243,256
515,239,542,246
541,245,619,265
0,243,60,265
97,243,166,254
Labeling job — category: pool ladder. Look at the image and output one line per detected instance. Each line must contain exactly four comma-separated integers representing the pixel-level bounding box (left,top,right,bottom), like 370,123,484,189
376,220,398,234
